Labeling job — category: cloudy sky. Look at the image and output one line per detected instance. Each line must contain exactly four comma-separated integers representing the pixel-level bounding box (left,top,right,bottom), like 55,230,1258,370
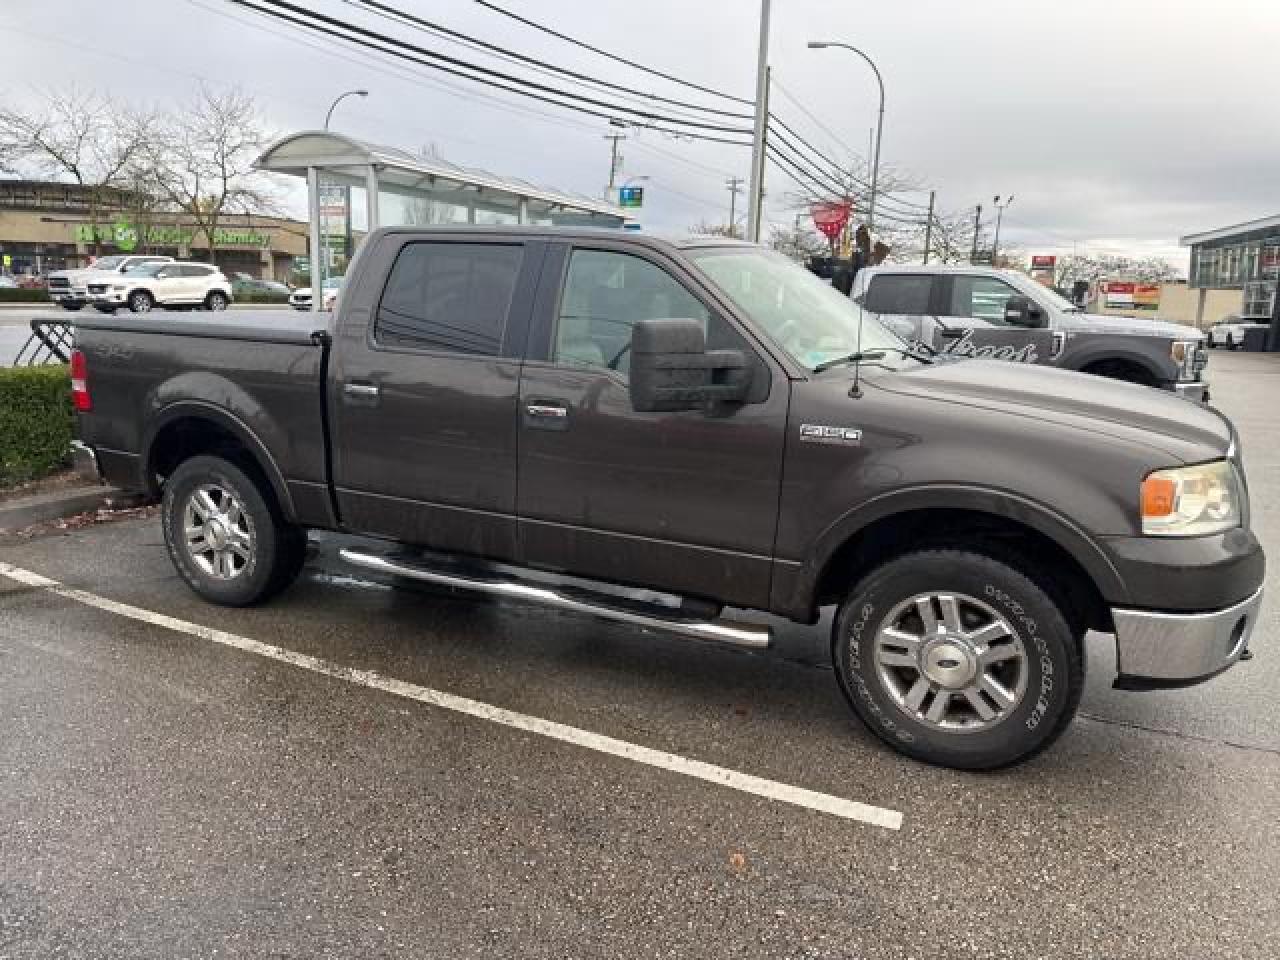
3,0,1277,269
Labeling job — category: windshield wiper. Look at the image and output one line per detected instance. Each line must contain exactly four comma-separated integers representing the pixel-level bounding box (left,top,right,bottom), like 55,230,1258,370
812,346,933,374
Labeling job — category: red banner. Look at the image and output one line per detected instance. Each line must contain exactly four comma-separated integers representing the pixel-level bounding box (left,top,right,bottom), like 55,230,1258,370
810,201,852,241
1031,255,1056,268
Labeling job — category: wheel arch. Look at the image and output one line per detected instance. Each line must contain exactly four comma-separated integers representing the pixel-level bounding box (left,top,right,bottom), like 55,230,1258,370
142,402,296,521
781,486,1123,634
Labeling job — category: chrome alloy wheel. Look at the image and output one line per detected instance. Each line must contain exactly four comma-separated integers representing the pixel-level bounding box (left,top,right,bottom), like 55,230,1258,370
182,483,254,580
874,591,1028,732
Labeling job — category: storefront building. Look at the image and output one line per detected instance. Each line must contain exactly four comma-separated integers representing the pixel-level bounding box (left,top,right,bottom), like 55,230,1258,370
1181,215,1280,327
0,179,309,281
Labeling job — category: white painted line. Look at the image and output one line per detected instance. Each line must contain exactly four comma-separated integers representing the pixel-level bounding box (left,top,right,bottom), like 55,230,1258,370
0,562,903,831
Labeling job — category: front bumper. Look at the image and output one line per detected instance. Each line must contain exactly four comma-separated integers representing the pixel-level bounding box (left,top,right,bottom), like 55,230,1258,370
1112,587,1263,689
1174,380,1209,403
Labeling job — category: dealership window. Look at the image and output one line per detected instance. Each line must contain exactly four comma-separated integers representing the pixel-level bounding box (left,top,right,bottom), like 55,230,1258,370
374,242,524,355
1243,281,1276,319
1262,241,1280,280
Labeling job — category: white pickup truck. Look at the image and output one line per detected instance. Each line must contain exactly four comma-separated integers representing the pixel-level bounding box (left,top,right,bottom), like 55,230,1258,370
46,255,174,311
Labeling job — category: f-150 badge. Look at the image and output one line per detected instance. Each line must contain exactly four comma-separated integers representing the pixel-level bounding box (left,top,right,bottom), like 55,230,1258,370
800,424,862,445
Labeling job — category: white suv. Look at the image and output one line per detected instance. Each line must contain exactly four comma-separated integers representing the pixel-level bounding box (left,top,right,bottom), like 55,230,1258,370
89,262,234,313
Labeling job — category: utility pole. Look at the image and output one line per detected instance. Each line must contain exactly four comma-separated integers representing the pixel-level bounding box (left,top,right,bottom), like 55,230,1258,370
725,177,744,237
970,204,983,264
745,0,772,243
603,128,626,200
922,190,936,265
992,194,1014,266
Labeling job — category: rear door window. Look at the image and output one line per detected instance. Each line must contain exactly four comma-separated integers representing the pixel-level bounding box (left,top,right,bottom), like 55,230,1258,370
863,274,933,315
375,242,524,355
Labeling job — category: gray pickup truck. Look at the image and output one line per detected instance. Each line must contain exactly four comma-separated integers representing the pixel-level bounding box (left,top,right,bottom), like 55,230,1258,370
71,227,1265,770
852,265,1210,401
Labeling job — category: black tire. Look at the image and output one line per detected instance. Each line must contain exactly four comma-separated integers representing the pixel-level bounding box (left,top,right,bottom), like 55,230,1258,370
1226,334,1237,351
161,455,304,606
128,289,153,313
1206,333,1215,349
832,549,1084,770
206,291,230,311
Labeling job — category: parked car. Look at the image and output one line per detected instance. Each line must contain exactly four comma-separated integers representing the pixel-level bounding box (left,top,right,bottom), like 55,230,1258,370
87,261,233,313
1207,314,1269,350
0,275,16,289
851,265,1210,401
289,275,343,310
70,227,1265,771
47,255,174,311
232,273,292,297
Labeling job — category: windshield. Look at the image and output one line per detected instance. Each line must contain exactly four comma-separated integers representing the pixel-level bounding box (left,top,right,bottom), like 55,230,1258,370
124,263,166,277
1016,275,1080,312
91,256,127,271
688,247,907,369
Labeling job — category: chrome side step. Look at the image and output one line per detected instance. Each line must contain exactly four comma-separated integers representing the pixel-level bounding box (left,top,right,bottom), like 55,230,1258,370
338,547,772,650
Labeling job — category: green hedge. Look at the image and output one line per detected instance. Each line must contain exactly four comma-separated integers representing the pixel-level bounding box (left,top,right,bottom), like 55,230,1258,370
0,365,74,485
0,289,51,303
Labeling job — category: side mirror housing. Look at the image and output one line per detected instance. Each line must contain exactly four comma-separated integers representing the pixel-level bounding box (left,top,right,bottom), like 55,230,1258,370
1003,296,1047,328
630,319,750,413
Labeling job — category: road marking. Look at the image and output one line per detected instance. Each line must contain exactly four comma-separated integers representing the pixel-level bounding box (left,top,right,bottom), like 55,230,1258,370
0,562,902,830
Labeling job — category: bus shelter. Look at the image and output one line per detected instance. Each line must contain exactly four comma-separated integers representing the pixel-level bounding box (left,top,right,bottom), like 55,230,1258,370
254,131,625,307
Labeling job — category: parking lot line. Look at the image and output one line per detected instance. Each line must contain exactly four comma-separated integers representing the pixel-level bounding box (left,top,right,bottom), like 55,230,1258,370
0,561,903,831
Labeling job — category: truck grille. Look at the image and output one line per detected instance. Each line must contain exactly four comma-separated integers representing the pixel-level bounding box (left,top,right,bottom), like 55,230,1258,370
87,284,109,295
48,277,70,290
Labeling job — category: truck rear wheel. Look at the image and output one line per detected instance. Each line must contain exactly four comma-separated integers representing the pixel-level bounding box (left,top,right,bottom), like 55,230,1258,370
161,455,305,606
832,549,1084,770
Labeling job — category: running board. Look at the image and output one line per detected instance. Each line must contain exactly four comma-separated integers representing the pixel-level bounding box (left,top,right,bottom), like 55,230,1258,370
338,547,772,650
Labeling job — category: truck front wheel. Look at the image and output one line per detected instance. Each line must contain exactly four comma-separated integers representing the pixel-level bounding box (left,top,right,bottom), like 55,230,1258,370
833,549,1084,770
161,455,306,606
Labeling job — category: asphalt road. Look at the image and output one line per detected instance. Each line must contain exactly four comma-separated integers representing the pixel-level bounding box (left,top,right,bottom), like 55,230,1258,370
2,350,1277,958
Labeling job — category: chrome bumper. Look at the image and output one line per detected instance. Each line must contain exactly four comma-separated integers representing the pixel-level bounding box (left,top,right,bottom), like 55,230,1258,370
1174,380,1208,403
1112,587,1262,687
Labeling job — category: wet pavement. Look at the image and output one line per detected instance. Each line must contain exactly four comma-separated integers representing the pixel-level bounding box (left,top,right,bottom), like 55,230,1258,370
2,350,1277,958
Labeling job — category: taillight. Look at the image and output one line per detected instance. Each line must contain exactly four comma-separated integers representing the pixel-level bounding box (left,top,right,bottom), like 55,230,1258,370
70,349,91,412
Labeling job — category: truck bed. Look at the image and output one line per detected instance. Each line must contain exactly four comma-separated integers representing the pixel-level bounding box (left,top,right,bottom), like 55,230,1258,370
74,311,334,526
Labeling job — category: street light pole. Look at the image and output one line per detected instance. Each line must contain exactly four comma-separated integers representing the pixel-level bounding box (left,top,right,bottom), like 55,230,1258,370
745,0,772,243
808,41,884,232
992,194,1014,265
324,89,369,131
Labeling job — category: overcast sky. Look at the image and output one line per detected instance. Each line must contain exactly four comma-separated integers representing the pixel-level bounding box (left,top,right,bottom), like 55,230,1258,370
3,0,1277,268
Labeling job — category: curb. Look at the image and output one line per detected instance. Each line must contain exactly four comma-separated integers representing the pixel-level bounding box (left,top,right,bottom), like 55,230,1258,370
0,485,146,532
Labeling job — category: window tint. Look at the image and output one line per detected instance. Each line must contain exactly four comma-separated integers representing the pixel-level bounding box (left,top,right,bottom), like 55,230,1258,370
555,249,709,373
863,274,932,315
949,276,1025,324
375,242,523,354
180,265,213,277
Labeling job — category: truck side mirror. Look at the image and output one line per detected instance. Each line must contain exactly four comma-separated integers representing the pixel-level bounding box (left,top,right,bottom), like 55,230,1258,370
1003,296,1047,328
629,319,750,413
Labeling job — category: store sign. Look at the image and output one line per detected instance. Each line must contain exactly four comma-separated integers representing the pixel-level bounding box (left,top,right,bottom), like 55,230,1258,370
74,220,270,249
1132,283,1160,310
1031,255,1056,268
1103,281,1135,309
618,185,644,208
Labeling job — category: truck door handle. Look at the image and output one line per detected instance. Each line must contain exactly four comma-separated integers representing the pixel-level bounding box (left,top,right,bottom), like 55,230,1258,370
524,401,569,431
342,382,380,405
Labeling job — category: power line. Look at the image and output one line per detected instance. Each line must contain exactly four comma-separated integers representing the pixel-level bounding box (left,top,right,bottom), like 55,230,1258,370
471,0,753,107
349,0,754,122
769,76,862,161
229,0,754,144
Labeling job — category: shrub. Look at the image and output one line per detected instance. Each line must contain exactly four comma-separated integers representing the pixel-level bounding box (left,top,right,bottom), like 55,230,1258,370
0,289,51,303
0,364,74,485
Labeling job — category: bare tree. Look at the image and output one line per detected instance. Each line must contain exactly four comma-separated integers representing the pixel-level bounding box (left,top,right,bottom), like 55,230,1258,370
0,88,151,253
148,86,276,263
1054,253,1182,286
768,221,827,261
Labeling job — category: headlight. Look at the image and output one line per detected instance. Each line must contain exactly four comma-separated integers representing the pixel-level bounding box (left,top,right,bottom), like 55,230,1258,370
1141,460,1240,536
1171,340,1199,379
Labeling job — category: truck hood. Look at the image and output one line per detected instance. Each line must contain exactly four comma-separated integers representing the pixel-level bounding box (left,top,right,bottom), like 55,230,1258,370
50,268,118,283
870,358,1231,462
1059,312,1204,340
